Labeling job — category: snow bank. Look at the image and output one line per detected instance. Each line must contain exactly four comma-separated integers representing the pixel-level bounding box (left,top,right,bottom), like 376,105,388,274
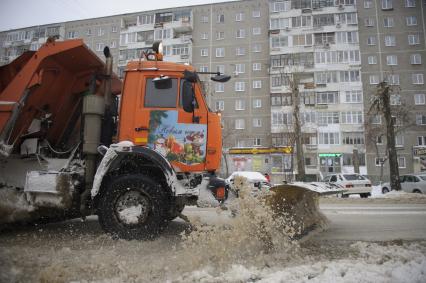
373,189,426,200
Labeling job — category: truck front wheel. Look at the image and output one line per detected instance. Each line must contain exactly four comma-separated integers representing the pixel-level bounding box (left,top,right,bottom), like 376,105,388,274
97,174,167,240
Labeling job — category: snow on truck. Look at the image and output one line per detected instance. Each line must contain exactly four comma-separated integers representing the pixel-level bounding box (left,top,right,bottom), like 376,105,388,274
0,39,340,240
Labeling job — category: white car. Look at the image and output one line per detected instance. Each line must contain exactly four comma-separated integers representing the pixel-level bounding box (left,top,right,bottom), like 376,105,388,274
381,174,426,194
322,173,372,198
225,171,271,194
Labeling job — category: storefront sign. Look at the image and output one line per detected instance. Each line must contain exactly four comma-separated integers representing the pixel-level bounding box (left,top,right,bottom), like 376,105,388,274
228,147,292,155
414,147,426,156
318,153,342,157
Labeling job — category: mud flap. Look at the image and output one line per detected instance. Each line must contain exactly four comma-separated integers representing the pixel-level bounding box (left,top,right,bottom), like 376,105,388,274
266,182,343,239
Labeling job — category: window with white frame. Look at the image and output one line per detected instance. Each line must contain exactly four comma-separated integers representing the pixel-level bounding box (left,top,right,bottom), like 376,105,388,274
364,0,373,8
252,43,262,53
271,1,291,12
111,26,118,32
395,135,404,147
235,119,245,129
236,139,245,148
340,70,360,82
398,157,406,168
154,29,171,40
315,71,338,84
201,32,208,40
406,16,418,26
253,118,262,127
318,132,340,145
201,48,208,57
138,14,154,25
386,55,398,65
253,27,261,35
295,33,313,46
384,35,396,46
216,65,225,74
382,0,393,10
216,31,224,40
110,41,117,48
67,31,78,39
317,112,340,124
253,80,262,89
406,0,416,7
271,35,288,48
367,36,376,45
253,63,261,71
410,54,422,64
316,91,339,104
235,64,245,74
408,34,420,45
342,132,365,145
236,47,245,56
370,75,380,84
87,28,92,36
365,18,375,27
253,10,261,17
201,15,209,23
199,65,208,72
415,94,425,105
302,111,316,124
98,27,105,36
235,99,246,110
272,112,292,125
376,135,384,145
345,90,363,103
215,47,225,57
371,114,382,124
215,100,224,111
253,99,262,108
253,138,261,147
336,31,358,44
387,74,400,85
417,136,426,146
368,55,377,64
217,14,225,23
341,111,363,124
383,17,394,27
215,83,224,92
416,114,426,125
236,29,245,38
390,94,401,105
235,12,244,22
235,81,245,91
375,157,386,166
96,43,104,51
412,73,424,84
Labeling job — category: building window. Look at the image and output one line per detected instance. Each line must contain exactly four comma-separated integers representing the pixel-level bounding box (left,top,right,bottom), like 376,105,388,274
236,139,245,148
98,28,105,36
67,31,78,39
270,18,290,30
371,115,382,124
341,111,363,124
216,31,225,40
199,65,208,72
235,99,246,110
201,32,208,40
235,12,244,22
236,47,245,56
96,43,104,51
86,28,92,36
395,135,404,147
406,16,418,26
370,75,380,85
215,47,225,57
271,1,291,12
368,55,377,64
253,138,262,147
406,0,416,7
111,26,118,33
412,73,424,84
318,132,340,145
253,118,262,128
387,74,400,85
345,90,363,103
201,48,208,57
217,65,225,74
408,34,420,45
390,94,401,105
253,63,261,71
417,136,426,146
386,55,398,65
215,100,224,111
236,29,245,38
235,82,245,91
235,119,245,129
217,14,225,23
384,35,396,46
383,17,394,27
367,36,376,45
253,99,262,108
272,112,293,126
364,0,373,8
201,15,209,23
271,35,289,48
252,43,262,53
215,83,224,92
154,29,171,40
235,64,245,74
253,80,262,89
271,93,292,106
317,112,340,125
253,27,261,35
365,18,375,27
415,94,426,105
410,54,422,64
376,135,384,145
316,91,339,104
342,133,365,145
416,114,426,125
252,10,261,18
110,41,117,48
382,0,393,10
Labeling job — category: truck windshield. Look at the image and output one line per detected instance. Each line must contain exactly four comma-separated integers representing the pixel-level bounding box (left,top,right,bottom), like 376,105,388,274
144,78,178,108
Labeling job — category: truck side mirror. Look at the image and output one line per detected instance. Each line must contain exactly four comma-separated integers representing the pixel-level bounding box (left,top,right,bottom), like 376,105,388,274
182,80,194,113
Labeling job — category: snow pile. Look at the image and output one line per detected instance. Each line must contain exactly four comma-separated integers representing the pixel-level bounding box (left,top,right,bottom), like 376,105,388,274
180,175,299,270
179,241,426,283
374,190,426,200
0,187,34,224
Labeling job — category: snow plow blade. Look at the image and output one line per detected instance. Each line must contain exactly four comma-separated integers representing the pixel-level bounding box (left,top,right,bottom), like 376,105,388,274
265,182,342,239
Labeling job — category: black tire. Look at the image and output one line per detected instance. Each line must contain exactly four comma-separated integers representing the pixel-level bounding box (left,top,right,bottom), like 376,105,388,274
360,193,369,198
97,174,168,240
382,187,390,194
413,189,422,194
341,194,349,198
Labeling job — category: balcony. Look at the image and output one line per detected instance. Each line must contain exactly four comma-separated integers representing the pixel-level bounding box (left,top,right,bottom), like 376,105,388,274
304,144,318,151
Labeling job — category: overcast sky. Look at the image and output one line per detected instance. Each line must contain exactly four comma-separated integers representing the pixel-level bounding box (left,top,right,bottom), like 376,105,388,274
0,0,235,31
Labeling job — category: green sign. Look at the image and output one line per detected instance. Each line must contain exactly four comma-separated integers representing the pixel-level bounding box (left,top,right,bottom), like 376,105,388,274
319,153,342,157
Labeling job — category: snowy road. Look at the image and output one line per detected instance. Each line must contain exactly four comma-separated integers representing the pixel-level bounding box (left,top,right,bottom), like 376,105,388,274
1,198,425,282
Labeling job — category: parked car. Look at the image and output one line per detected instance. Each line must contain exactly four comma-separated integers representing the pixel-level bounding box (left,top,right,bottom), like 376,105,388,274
322,173,372,198
225,171,271,196
381,174,426,194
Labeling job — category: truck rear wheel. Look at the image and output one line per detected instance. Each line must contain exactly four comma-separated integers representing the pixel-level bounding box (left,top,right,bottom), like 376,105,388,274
97,174,167,240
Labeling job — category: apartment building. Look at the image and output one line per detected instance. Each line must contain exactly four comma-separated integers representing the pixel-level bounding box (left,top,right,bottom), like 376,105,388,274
268,0,365,181
357,0,426,182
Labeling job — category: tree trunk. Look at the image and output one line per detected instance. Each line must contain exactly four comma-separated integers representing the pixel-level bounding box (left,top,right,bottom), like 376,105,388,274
381,84,401,191
292,76,306,182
